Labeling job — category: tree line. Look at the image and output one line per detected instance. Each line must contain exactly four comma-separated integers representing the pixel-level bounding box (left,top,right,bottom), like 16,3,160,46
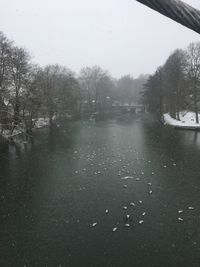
0,31,147,136
142,42,200,123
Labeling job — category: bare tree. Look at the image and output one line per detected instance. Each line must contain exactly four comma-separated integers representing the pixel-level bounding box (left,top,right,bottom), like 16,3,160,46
186,42,200,123
163,49,187,120
9,46,31,131
37,65,80,124
20,65,43,133
0,31,13,130
142,67,163,118
79,66,112,112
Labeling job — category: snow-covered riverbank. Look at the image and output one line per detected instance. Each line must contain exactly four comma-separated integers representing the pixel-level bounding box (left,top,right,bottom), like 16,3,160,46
34,118,50,129
0,117,51,140
163,112,200,130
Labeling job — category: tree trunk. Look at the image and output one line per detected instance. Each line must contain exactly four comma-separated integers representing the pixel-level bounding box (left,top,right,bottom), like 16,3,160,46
176,88,180,121
194,86,199,124
177,112,180,121
159,86,163,118
49,110,54,126
14,90,20,126
95,89,98,112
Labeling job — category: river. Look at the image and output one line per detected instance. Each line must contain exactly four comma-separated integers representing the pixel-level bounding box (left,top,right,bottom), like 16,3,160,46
1,115,200,267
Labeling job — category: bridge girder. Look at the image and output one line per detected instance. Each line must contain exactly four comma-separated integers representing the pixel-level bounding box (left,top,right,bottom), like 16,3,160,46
136,0,200,34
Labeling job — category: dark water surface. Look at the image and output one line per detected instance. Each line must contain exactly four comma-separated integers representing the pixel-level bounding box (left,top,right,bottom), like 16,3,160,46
1,116,200,267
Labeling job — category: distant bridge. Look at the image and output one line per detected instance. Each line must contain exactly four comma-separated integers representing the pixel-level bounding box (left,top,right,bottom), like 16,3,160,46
111,104,144,113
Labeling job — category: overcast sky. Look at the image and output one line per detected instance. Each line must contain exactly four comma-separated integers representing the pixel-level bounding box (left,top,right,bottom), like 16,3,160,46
1,0,200,78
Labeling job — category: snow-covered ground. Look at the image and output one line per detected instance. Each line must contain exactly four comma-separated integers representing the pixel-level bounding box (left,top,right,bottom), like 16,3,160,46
34,118,50,129
163,111,200,129
0,117,51,140
1,128,22,139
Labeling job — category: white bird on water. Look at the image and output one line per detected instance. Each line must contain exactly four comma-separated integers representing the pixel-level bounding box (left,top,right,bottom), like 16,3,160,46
121,176,134,180
188,207,194,210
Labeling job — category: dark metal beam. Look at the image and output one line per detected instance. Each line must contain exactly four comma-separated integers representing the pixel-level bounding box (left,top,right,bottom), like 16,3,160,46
136,0,200,34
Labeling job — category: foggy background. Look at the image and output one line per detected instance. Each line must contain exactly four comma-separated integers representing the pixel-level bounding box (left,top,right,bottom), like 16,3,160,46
0,0,200,77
